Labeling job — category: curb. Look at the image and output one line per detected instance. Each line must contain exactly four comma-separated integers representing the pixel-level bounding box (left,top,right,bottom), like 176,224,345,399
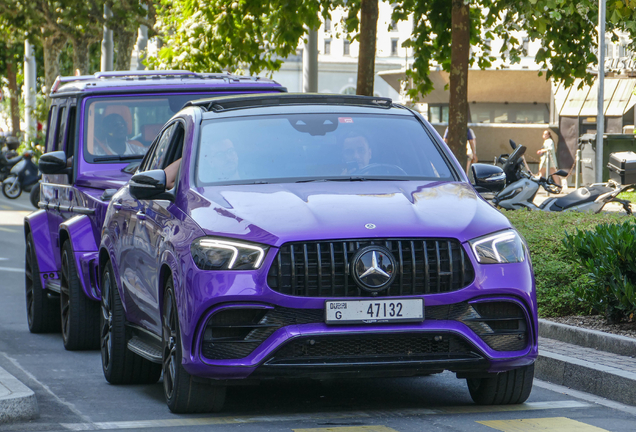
537,318,636,406
0,366,39,424
536,350,636,406
538,318,636,357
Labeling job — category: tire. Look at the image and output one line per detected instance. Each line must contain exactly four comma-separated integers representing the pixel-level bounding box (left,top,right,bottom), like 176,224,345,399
60,241,100,350
100,261,161,384
3,177,21,199
25,232,60,333
163,278,226,413
29,182,40,209
467,364,534,405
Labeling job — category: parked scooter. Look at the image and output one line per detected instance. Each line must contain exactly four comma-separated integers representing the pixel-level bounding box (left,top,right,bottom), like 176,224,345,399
2,151,41,201
491,140,633,214
0,147,22,182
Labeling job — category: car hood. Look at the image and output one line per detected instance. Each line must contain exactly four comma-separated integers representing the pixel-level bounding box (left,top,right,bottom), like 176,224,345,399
186,181,512,246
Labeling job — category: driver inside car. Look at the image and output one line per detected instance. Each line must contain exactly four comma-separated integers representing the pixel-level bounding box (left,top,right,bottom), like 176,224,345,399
342,133,372,174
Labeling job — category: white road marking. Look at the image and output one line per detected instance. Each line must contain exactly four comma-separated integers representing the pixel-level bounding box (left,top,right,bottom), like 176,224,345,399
59,400,592,431
534,378,636,416
0,352,94,425
0,266,24,273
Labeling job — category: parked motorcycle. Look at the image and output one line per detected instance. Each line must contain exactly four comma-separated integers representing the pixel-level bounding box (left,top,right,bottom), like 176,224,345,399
490,140,633,214
2,151,41,201
0,148,22,182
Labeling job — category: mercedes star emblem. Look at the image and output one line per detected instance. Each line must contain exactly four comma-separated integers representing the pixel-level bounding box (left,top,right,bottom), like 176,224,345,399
365,223,376,229
351,246,397,292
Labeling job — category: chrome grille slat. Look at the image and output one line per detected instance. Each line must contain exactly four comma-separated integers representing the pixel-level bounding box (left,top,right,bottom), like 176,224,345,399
267,238,474,298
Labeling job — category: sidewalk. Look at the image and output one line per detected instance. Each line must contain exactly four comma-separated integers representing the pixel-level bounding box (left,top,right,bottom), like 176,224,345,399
536,319,636,406
0,365,38,424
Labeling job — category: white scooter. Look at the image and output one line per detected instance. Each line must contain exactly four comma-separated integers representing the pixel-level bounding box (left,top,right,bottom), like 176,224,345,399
491,140,633,214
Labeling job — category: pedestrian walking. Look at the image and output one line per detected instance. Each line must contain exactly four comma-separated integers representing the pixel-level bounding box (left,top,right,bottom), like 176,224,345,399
444,127,477,172
537,129,560,186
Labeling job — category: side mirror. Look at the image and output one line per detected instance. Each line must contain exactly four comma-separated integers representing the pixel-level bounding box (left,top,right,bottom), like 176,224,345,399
129,169,173,201
471,163,506,194
554,169,568,177
39,151,69,175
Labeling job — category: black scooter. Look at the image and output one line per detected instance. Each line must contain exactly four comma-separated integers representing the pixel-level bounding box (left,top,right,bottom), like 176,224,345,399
2,152,41,205
0,148,22,182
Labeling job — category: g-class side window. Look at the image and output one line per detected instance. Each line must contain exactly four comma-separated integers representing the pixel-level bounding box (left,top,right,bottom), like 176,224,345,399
45,105,58,153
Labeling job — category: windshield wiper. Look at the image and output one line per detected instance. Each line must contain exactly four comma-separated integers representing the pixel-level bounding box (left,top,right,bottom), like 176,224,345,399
93,154,145,162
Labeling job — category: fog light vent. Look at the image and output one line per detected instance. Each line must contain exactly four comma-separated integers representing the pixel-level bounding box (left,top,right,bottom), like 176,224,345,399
461,301,528,352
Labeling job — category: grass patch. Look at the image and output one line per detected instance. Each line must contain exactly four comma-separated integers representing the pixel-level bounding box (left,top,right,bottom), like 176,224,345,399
503,210,629,317
618,190,636,203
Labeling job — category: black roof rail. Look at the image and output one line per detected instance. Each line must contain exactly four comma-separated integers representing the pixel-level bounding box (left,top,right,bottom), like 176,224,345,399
93,70,197,79
184,93,393,112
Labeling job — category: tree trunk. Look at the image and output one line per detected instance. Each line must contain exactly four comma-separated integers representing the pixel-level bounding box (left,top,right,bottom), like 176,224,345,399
6,61,21,136
448,0,470,171
114,29,136,71
72,37,92,75
356,0,378,96
43,33,67,97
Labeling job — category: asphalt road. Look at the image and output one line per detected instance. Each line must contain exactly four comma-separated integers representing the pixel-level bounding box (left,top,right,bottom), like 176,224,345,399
1,192,636,432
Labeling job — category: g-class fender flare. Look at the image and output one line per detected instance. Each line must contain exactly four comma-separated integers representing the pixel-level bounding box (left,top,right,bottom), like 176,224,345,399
59,215,100,301
24,210,57,280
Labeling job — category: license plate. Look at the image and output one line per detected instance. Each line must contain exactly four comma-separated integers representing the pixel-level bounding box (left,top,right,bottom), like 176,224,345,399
325,299,424,324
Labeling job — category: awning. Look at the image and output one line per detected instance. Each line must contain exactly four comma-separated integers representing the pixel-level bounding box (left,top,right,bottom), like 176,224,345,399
554,77,636,117
378,69,551,104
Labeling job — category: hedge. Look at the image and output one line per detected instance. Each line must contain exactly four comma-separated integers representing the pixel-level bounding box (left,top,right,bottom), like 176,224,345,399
503,210,629,318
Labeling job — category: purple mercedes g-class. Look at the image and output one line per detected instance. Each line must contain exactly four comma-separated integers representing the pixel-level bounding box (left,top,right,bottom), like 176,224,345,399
24,71,285,351
98,93,536,413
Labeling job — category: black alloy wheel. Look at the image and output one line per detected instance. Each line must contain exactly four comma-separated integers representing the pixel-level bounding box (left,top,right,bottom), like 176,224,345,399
100,261,161,384
162,278,226,413
467,363,534,405
60,241,100,350
25,232,60,333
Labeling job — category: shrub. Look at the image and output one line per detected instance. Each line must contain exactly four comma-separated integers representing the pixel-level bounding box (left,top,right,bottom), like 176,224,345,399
562,220,636,323
503,210,627,318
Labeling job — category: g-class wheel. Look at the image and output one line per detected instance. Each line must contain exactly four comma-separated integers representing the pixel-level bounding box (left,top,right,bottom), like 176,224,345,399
25,232,60,333
60,241,100,350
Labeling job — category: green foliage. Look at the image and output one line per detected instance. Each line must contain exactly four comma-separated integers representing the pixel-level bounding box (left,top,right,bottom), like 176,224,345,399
148,0,334,75
563,220,636,323
504,210,628,318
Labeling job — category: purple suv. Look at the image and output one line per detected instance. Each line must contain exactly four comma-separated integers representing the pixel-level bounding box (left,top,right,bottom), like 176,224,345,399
25,71,285,351
99,94,536,413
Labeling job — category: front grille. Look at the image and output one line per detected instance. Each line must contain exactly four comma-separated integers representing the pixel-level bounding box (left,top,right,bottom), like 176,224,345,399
269,333,478,364
267,238,474,297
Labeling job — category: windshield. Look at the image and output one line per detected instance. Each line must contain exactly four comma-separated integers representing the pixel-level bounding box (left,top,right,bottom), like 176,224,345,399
83,94,209,163
195,113,454,185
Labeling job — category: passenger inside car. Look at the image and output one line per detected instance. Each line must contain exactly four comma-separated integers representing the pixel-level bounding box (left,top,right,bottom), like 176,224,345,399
164,158,181,189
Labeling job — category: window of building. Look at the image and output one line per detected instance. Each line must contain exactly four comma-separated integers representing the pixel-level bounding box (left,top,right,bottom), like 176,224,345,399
469,102,549,124
344,40,350,56
522,37,529,55
325,17,331,31
428,105,449,124
391,39,399,56
324,40,331,55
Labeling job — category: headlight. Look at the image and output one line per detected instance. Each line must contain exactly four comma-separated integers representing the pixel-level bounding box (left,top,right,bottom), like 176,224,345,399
469,230,525,264
190,238,269,270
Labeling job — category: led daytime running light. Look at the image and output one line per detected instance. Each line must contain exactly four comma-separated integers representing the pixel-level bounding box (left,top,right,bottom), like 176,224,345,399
197,239,265,269
471,231,518,264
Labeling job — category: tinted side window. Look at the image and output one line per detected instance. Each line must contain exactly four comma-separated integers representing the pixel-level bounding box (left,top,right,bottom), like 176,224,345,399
146,124,176,171
55,106,67,151
66,106,76,159
45,105,58,153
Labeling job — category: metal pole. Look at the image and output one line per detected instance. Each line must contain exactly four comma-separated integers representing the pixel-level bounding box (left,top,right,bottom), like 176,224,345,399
575,148,581,188
596,0,606,183
134,4,149,70
101,4,114,72
23,39,36,143
302,28,318,93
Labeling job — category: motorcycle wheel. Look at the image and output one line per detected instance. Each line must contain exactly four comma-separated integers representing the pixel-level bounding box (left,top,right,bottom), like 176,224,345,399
29,183,40,209
2,178,22,199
